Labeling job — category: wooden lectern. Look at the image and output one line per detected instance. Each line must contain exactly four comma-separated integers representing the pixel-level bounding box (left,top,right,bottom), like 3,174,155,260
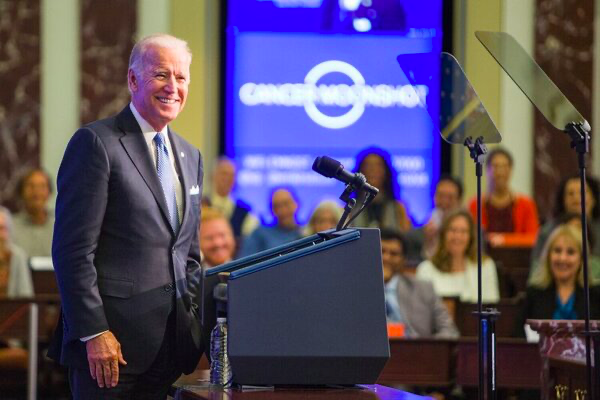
528,319,600,400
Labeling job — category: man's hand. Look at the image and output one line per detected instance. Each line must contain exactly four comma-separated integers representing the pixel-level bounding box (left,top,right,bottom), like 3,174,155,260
85,331,127,388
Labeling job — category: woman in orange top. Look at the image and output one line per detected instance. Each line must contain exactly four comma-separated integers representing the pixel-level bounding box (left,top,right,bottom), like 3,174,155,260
468,147,539,246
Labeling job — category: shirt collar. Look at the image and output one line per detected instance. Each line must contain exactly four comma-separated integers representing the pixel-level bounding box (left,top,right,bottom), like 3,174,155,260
129,102,169,137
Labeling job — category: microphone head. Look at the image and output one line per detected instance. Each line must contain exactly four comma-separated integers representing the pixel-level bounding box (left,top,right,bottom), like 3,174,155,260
312,156,343,178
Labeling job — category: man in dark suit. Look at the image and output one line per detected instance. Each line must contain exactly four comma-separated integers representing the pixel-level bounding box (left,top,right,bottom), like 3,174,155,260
49,34,204,399
381,228,458,338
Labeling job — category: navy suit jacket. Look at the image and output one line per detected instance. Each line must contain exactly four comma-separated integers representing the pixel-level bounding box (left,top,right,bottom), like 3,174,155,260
49,106,204,374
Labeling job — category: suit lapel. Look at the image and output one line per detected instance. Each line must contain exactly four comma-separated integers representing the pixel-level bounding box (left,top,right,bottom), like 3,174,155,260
116,106,173,235
168,129,189,237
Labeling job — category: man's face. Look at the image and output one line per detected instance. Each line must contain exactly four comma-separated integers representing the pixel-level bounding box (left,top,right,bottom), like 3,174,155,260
22,171,51,213
272,189,297,228
200,218,235,267
381,239,404,282
434,180,460,213
213,160,236,197
128,45,190,131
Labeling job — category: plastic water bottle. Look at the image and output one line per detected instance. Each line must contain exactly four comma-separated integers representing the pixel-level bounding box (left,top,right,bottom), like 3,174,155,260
209,317,232,387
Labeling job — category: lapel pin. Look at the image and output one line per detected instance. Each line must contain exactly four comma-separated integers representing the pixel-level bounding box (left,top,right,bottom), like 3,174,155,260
180,152,185,158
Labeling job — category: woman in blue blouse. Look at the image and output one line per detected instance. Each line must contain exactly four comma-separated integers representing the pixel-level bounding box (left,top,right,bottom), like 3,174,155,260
516,223,600,336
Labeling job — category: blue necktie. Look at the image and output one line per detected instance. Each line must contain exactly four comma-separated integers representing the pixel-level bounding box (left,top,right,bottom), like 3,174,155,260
154,133,180,234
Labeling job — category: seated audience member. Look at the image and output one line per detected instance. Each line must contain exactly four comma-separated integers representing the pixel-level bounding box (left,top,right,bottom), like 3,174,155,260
0,207,32,380
11,168,54,258
351,148,412,231
199,207,236,268
532,175,600,263
516,224,600,336
206,157,259,242
530,212,600,283
416,210,500,303
0,206,33,297
381,229,458,338
304,200,343,235
239,188,303,257
468,147,539,245
405,175,463,264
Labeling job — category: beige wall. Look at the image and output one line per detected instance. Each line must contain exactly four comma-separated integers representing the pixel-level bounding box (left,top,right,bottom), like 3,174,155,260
453,0,535,201
170,0,221,183
40,0,80,200
41,0,221,195
139,0,220,181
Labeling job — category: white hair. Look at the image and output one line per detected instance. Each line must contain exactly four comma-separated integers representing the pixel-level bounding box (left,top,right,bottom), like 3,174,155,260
305,200,343,235
128,34,192,78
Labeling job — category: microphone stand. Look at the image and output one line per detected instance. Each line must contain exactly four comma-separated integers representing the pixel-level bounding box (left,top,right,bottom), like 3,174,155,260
337,184,358,231
564,121,599,400
465,136,499,400
335,173,377,231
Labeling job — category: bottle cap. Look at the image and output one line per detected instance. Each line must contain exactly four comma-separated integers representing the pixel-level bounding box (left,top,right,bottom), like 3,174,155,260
217,317,227,323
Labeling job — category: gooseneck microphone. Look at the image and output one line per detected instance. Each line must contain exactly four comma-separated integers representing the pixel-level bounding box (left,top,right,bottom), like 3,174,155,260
312,156,379,195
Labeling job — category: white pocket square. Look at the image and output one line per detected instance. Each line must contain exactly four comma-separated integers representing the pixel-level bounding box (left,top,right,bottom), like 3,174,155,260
189,185,200,196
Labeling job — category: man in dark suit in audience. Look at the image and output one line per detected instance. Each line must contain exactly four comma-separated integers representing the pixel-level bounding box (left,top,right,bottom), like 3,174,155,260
50,34,204,399
381,228,458,338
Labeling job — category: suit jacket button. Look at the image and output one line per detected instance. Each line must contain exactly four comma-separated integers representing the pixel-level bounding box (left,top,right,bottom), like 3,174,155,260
171,247,176,254
164,284,172,292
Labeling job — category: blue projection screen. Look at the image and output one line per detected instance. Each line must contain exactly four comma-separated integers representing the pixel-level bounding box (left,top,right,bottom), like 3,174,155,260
225,2,442,226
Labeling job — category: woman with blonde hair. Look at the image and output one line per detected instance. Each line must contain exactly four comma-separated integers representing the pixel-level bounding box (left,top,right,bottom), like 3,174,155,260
517,224,600,336
416,209,499,303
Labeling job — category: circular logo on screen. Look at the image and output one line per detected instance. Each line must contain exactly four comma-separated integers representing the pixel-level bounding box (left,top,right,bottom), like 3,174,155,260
238,62,428,130
303,61,366,129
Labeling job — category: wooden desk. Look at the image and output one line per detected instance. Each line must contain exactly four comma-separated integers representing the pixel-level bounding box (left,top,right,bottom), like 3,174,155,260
488,245,532,271
528,319,600,399
455,338,541,389
31,270,59,295
377,338,454,387
0,295,60,341
454,299,523,338
173,370,429,399
548,356,589,399
0,295,61,400
191,338,544,393
497,264,530,298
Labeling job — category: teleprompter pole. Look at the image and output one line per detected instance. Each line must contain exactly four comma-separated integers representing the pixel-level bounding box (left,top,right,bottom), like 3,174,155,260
465,136,498,400
564,121,598,400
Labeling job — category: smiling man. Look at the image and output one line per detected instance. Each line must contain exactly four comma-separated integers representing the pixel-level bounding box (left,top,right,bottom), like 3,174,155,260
49,34,205,399
199,207,236,268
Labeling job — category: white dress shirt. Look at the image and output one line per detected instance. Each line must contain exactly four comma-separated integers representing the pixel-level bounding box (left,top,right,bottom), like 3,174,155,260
130,102,183,222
